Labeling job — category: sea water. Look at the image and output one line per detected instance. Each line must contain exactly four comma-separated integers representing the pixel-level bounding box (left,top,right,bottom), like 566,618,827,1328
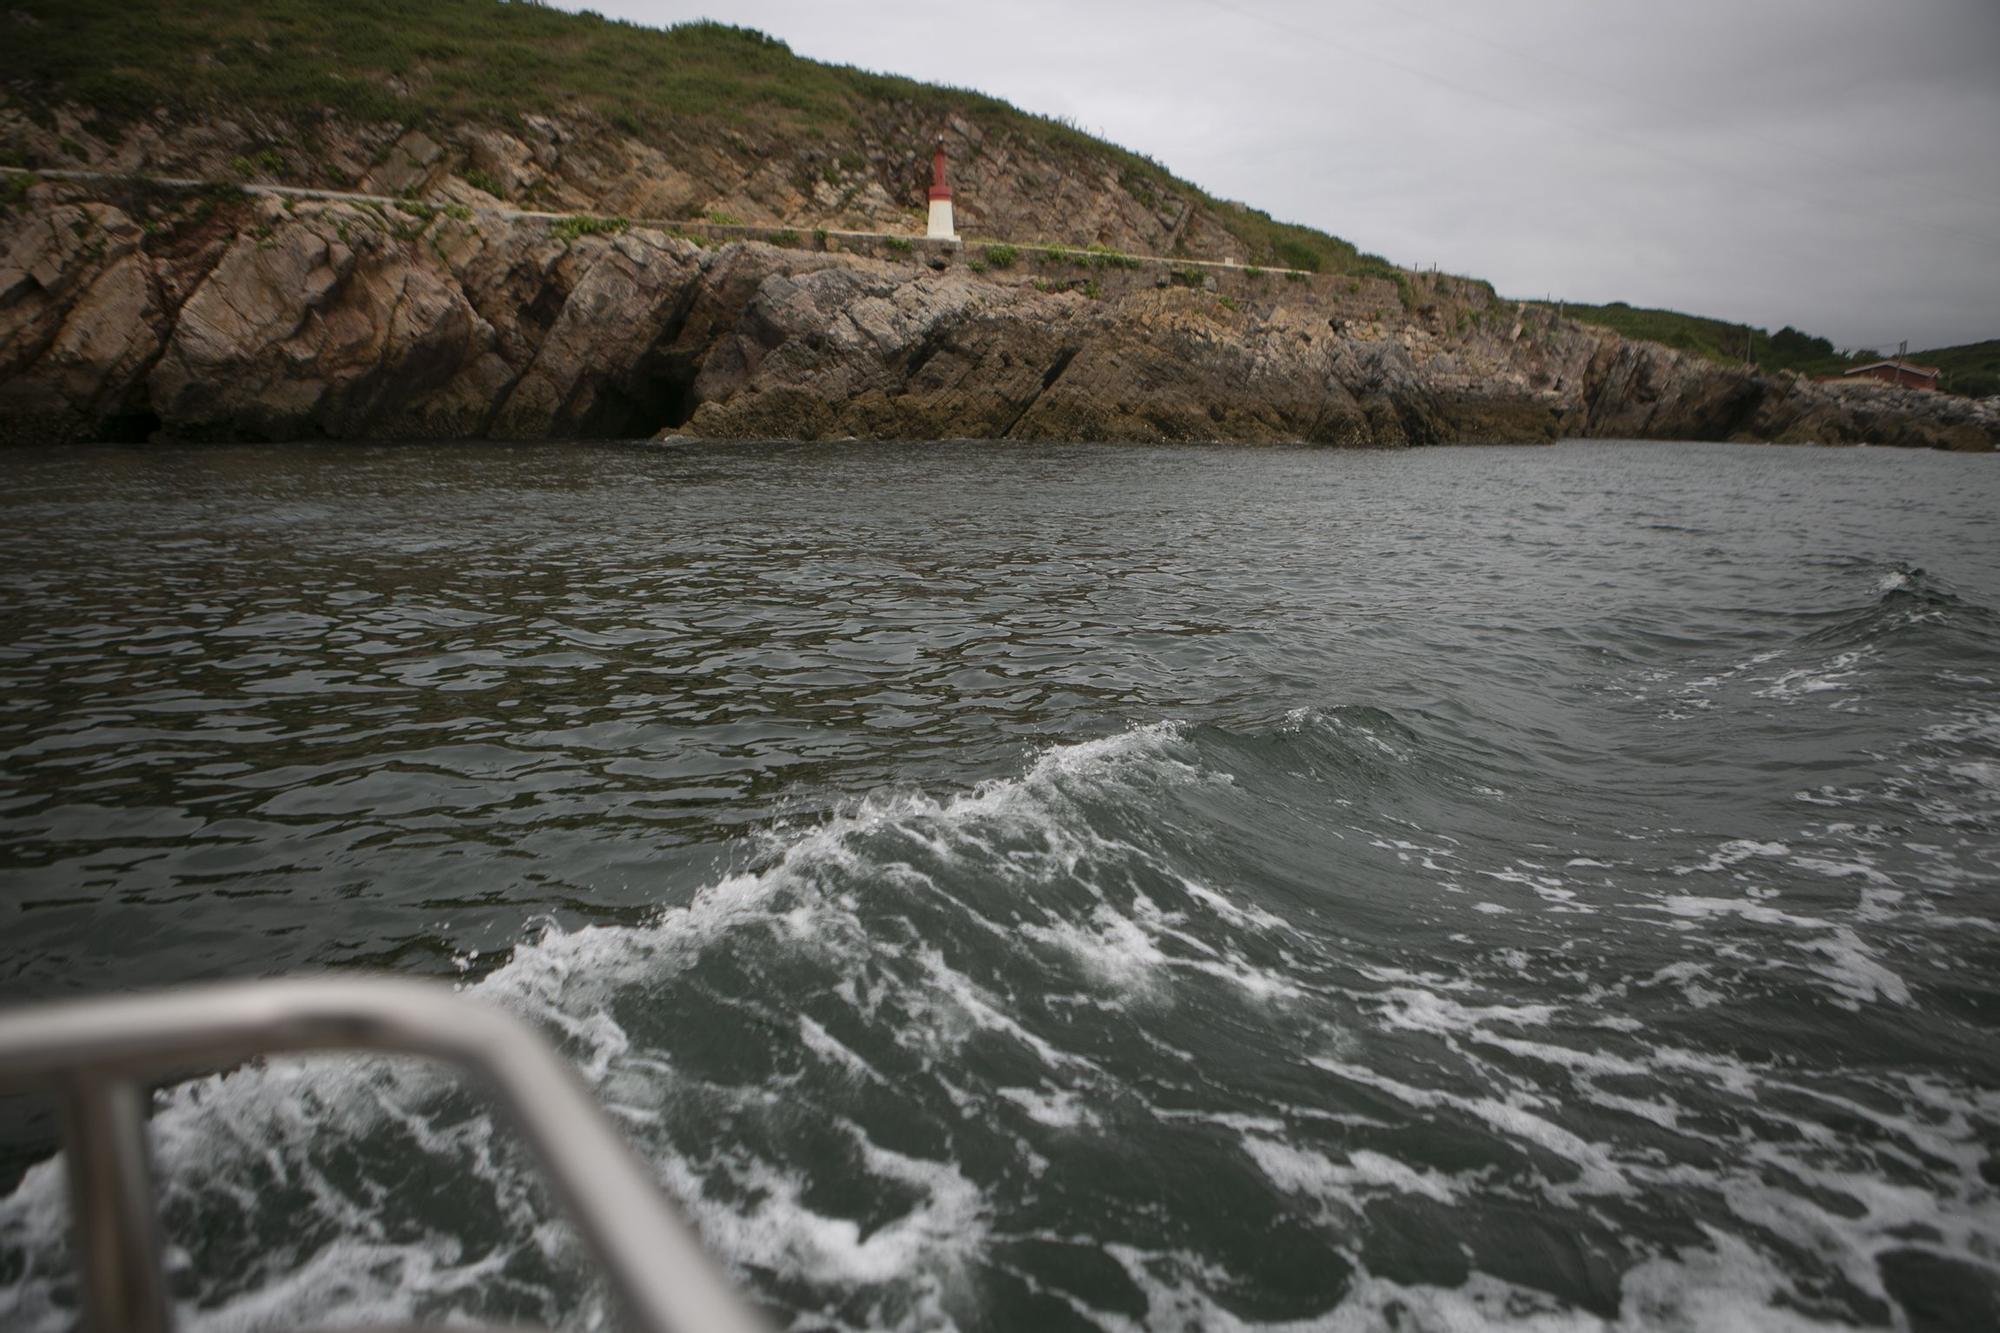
0,439,1995,1330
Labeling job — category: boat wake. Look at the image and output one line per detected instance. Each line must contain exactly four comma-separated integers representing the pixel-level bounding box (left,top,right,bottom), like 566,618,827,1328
6,702,1998,1331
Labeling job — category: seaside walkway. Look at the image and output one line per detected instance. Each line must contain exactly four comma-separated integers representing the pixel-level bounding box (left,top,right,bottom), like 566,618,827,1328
1,165,1317,280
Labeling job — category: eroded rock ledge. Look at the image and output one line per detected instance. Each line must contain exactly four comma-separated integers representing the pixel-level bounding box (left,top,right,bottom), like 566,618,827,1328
2,180,1993,451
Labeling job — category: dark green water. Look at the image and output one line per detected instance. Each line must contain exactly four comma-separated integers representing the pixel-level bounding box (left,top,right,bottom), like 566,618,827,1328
1,440,1997,1331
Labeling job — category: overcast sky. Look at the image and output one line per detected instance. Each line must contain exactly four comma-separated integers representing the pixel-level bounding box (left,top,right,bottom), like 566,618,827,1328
557,0,1998,351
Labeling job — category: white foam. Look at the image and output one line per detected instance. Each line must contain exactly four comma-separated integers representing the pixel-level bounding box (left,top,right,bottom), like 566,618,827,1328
1649,897,1910,1006
0,722,1215,1330
666,1122,989,1294
1875,570,1913,593
1092,1238,1869,1332
995,1086,1098,1130
1674,840,1790,877
1020,901,1171,995
1306,1059,1628,1197
1372,987,1559,1037
1755,650,1868,705
1241,1137,1462,1211
798,1015,888,1085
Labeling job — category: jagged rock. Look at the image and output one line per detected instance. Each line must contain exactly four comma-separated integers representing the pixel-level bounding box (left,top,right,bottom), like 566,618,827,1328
358,129,445,196
0,179,1994,453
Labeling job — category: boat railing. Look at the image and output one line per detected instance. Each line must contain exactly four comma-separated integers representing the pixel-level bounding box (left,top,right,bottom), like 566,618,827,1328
0,976,770,1333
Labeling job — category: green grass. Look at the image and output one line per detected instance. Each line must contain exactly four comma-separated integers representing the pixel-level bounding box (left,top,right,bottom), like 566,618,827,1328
461,166,505,198
1544,300,1867,378
0,172,34,216
982,243,1017,269
0,0,1393,279
1909,340,2000,398
1525,301,1995,395
228,147,285,179
549,213,628,243
19,0,1961,372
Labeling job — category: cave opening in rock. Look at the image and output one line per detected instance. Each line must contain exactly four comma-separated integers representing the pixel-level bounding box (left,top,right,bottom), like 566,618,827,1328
586,348,703,439
96,410,163,444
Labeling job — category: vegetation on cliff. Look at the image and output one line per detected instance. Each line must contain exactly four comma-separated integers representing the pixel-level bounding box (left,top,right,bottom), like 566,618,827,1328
1,1,1986,410
1915,341,2000,399
1534,300,1990,395
1539,301,1847,376
0,0,1391,278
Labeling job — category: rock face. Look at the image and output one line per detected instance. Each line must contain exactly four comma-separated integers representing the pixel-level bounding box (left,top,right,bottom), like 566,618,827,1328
0,101,1256,262
2,178,1995,451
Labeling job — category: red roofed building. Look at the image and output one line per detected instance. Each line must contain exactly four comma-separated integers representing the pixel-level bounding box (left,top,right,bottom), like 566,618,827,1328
1840,360,1941,390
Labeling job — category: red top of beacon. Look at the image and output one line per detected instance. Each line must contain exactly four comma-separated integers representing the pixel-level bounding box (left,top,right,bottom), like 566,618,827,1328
929,136,952,202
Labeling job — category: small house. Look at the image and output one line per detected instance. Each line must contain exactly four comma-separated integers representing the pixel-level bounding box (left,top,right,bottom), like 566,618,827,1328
1840,360,1941,390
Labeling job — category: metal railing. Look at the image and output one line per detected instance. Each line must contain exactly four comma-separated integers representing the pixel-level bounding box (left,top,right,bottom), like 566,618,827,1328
0,977,771,1333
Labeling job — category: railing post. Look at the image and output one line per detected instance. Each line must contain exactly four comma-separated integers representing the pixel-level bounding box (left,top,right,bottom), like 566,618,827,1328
59,1076,174,1333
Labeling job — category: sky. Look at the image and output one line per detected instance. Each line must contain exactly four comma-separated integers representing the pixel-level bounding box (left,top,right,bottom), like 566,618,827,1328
554,0,2000,351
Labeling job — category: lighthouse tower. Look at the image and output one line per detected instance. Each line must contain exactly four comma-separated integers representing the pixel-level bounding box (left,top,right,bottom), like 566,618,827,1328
926,134,958,242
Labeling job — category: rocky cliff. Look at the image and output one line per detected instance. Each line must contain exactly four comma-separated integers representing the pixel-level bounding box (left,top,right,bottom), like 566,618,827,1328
2,177,1995,452
0,65,1309,272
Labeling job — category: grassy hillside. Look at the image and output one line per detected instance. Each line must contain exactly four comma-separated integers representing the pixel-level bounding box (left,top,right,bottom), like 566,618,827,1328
1531,301,1867,379
0,0,1393,277
1910,341,2000,398
1540,302,1996,397
4,1,1981,376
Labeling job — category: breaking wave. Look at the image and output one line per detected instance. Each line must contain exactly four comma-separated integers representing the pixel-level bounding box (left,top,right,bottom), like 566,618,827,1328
5,704,1997,1332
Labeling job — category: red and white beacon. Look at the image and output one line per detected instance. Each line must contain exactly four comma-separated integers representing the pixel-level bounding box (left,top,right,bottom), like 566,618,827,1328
926,134,959,242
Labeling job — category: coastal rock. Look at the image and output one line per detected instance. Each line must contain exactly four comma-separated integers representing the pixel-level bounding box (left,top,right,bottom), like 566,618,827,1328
0,179,1993,453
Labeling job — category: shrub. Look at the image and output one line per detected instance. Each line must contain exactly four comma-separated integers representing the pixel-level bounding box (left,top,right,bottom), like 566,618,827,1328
983,243,1017,269
1272,238,1321,272
772,228,799,246
882,235,913,254
551,213,630,242
967,259,988,274
707,209,743,225
228,147,286,179
462,166,506,197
